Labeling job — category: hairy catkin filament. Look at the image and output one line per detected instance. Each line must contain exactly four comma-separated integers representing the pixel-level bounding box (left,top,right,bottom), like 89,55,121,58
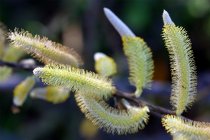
122,36,154,97
162,115,210,140
8,30,82,67
75,92,149,135
33,64,116,99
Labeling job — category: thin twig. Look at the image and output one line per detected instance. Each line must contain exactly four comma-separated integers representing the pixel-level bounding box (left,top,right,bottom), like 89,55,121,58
0,60,37,71
0,60,193,118
114,91,176,118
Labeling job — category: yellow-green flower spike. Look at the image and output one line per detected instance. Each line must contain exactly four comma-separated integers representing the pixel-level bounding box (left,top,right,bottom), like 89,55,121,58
13,76,35,106
30,86,70,104
0,45,25,82
8,30,83,67
2,45,25,62
122,36,154,97
33,64,116,99
162,10,197,115
162,115,210,140
0,66,12,81
75,92,149,135
104,8,154,97
94,52,117,77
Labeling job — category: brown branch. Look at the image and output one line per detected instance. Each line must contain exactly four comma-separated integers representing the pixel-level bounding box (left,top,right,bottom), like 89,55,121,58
0,60,37,71
114,91,176,118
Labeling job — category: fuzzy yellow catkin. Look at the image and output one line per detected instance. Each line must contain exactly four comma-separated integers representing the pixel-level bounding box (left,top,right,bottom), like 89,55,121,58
94,52,117,77
162,10,197,115
30,86,70,104
0,45,25,82
2,45,25,63
122,36,154,97
13,76,35,106
33,64,116,99
8,30,83,67
103,8,154,98
162,115,210,140
0,66,12,81
75,92,149,135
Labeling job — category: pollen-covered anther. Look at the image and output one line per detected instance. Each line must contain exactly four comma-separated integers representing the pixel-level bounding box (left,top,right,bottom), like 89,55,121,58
162,11,197,115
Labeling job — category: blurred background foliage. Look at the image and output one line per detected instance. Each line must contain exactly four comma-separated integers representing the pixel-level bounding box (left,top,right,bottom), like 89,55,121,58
1,0,210,140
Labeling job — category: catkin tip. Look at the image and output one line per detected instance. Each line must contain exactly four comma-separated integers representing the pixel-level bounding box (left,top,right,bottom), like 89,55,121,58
162,10,174,25
33,67,43,76
103,7,110,14
94,52,106,61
